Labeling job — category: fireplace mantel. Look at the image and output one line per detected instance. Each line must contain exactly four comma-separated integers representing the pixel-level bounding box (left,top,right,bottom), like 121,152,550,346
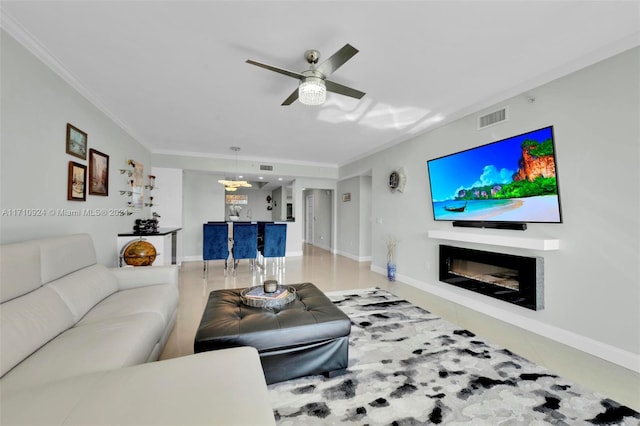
428,230,560,251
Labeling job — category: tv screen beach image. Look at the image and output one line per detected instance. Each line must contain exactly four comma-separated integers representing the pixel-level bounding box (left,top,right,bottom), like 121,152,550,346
427,126,562,223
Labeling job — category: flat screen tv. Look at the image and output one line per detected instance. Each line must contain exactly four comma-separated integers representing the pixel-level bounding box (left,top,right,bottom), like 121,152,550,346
426,126,562,225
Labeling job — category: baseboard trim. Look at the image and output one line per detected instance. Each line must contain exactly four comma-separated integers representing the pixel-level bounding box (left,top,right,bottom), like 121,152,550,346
370,265,639,373
312,242,332,252
335,250,372,262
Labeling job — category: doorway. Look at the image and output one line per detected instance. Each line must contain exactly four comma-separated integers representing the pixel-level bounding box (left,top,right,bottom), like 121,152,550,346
303,189,333,251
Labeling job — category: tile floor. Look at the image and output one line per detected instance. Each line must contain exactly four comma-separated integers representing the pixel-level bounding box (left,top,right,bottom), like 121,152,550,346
159,244,639,411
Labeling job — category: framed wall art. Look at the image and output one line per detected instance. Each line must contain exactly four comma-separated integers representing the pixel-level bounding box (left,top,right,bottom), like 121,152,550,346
66,123,87,160
67,161,86,201
89,148,109,196
342,192,351,202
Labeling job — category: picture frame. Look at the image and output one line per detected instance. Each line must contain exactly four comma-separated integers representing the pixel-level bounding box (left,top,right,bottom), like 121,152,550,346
88,149,109,196
342,192,351,202
68,161,87,201
66,123,87,160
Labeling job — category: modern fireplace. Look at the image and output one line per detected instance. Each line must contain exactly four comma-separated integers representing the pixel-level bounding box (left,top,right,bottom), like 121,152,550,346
439,245,544,310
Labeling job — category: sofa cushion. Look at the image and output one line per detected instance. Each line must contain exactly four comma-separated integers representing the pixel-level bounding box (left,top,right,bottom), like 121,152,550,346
40,234,97,284
0,286,74,377
0,313,163,393
0,240,42,303
0,348,276,426
110,264,179,291
46,264,119,323
78,283,177,329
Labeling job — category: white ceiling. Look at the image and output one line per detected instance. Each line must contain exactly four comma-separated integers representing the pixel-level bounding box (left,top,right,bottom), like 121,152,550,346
2,1,639,172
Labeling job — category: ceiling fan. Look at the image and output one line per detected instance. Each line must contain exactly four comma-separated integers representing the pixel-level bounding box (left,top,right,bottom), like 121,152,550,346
246,43,366,106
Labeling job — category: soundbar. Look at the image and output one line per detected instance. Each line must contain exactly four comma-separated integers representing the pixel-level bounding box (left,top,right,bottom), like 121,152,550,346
452,221,527,231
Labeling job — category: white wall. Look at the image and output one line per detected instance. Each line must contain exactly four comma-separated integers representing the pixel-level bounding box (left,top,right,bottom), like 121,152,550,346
181,171,225,260
359,176,372,258
336,176,362,259
150,167,183,228
271,186,283,221
0,31,152,266
336,175,372,261
339,47,640,366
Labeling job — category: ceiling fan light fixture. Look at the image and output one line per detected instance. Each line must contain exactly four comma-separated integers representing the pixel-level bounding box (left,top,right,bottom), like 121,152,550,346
299,77,326,106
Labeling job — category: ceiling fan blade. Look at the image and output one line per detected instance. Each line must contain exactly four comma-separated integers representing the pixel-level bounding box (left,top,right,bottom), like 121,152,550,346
246,59,304,80
316,44,359,77
281,88,299,106
325,80,366,99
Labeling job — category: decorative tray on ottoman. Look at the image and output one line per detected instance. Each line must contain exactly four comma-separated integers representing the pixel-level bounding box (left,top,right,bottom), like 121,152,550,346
240,285,296,308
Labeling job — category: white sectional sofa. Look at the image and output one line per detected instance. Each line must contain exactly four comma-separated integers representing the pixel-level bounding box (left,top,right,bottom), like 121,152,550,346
0,234,275,425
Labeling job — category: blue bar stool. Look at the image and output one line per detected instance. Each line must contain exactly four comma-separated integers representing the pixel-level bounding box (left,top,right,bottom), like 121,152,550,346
231,222,258,275
259,223,287,272
203,223,230,277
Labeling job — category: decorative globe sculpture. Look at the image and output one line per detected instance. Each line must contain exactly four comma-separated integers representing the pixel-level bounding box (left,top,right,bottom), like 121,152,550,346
122,240,157,266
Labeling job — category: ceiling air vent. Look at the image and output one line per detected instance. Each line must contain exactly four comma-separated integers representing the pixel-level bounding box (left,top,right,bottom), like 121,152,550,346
477,107,508,130
259,164,273,171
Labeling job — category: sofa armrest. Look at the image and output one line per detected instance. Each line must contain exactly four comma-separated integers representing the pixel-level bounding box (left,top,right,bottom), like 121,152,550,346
109,265,178,290
0,347,276,426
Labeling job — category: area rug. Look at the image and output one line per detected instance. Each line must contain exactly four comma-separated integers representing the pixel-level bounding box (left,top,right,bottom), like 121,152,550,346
268,288,639,425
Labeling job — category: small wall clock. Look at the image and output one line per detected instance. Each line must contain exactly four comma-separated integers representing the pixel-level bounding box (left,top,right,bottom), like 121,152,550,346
388,167,406,193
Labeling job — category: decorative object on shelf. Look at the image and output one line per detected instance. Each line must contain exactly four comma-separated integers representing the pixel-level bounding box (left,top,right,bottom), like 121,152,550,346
130,160,144,186
147,175,155,189
263,279,278,293
218,146,252,192
240,285,296,308
388,167,406,193
67,161,86,201
133,218,158,234
121,239,156,266
342,192,351,202
66,123,87,160
131,186,143,210
386,234,399,281
228,204,242,221
88,149,109,196
121,159,145,210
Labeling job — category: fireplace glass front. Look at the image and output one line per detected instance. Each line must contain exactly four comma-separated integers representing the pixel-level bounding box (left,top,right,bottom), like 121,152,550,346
439,245,543,310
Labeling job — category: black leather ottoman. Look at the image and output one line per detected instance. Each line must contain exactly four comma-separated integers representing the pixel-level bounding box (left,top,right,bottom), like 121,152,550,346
194,282,351,384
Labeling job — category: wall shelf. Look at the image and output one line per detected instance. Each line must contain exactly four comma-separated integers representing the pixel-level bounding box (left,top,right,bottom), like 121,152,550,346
427,230,560,251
